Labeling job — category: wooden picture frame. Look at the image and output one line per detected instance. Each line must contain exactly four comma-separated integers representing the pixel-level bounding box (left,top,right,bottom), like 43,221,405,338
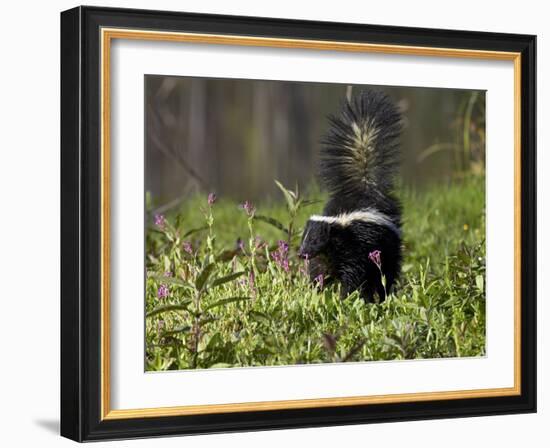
61,5,536,441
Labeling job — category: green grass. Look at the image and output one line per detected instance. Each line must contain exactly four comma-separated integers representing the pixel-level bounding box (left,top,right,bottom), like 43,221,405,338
145,177,486,371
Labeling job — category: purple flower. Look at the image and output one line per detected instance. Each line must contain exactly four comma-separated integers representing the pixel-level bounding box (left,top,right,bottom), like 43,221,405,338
369,250,382,270
241,200,256,217
157,284,169,299
271,240,290,272
182,241,193,254
282,259,289,272
315,273,324,289
154,214,165,229
163,271,172,277
278,240,289,254
207,193,217,206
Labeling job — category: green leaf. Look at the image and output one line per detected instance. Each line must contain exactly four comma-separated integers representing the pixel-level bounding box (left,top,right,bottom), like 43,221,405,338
203,296,252,312
146,301,191,318
204,332,223,352
162,325,191,336
196,263,215,291
148,274,188,287
275,180,296,211
183,226,208,238
210,271,245,288
249,310,271,324
162,255,171,272
475,274,484,292
253,214,286,232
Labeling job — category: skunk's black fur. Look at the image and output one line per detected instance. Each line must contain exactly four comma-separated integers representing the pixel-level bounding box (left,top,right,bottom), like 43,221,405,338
299,89,403,302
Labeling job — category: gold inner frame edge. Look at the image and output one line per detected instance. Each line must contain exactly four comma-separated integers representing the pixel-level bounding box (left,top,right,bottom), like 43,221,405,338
100,27,522,420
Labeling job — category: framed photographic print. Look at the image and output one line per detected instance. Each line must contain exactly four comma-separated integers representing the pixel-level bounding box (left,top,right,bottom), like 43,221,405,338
60,6,536,442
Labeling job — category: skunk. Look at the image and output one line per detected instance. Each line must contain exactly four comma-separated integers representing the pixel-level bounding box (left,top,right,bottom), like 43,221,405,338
299,89,403,302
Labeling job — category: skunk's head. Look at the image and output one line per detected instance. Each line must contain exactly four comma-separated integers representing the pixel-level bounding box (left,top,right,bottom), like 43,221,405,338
298,219,331,259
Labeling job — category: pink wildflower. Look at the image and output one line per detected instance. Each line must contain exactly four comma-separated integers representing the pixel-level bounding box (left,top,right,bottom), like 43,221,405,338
207,193,217,206
154,214,165,229
368,250,382,270
157,284,169,298
241,200,256,217
315,273,324,289
182,241,193,254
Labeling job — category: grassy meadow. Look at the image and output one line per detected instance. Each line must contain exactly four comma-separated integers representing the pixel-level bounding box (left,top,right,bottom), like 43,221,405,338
145,177,486,371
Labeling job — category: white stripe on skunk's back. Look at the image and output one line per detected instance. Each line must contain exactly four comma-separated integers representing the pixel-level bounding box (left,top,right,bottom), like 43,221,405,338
309,208,401,236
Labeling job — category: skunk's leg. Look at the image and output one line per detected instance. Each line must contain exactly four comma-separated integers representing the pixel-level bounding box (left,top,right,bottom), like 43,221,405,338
360,283,377,303
338,267,364,300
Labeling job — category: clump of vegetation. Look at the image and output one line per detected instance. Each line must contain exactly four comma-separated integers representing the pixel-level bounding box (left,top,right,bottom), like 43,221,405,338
145,178,485,371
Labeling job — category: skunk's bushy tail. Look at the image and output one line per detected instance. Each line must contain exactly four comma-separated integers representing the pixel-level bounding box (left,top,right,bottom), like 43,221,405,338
320,89,402,201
